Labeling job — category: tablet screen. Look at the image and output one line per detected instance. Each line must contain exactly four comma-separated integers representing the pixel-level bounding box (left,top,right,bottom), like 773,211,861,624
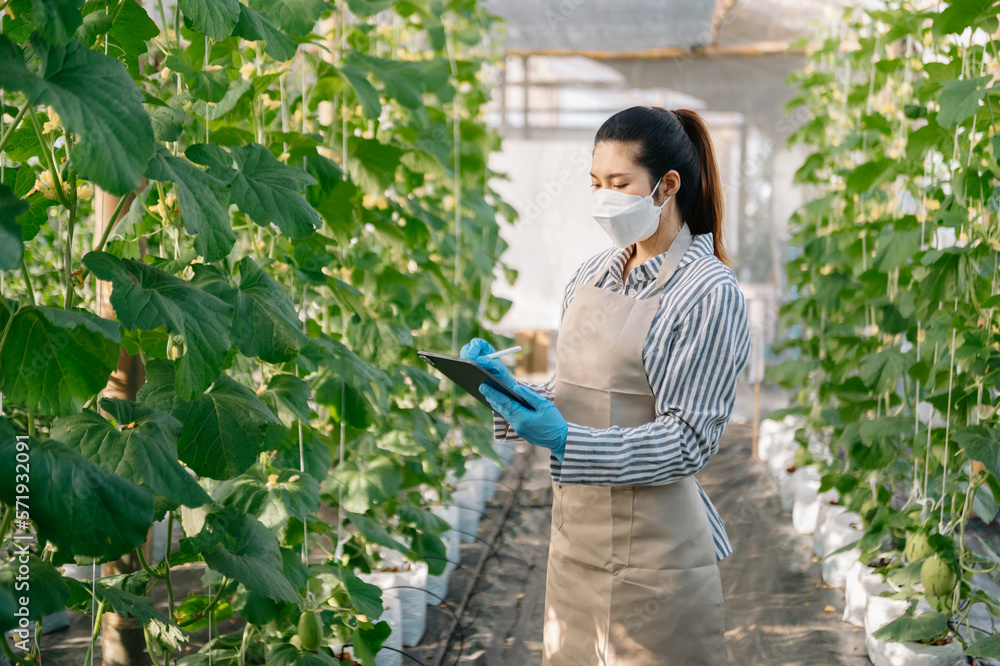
418,351,536,412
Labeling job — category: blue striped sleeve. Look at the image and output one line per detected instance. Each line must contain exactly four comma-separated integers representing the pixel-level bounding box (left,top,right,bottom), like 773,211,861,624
549,282,750,486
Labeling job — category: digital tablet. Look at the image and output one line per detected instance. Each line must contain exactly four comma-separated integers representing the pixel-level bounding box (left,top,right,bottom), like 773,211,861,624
417,351,536,411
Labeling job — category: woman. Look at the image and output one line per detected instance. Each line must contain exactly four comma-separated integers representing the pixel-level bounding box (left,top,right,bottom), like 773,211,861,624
461,106,750,665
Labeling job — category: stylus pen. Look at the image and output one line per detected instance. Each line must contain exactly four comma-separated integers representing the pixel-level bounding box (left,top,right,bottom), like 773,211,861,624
484,345,521,359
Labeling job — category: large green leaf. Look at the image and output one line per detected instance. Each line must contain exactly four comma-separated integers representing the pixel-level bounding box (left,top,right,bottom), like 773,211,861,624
87,0,159,78
323,457,402,514
186,142,320,239
65,572,171,624
178,505,300,603
245,0,324,35
0,589,17,633
145,145,234,262
345,136,403,196
0,33,154,195
0,418,154,560
32,0,85,46
138,360,287,480
259,373,311,423
231,257,309,362
0,301,121,416
231,3,298,61
937,75,992,128
0,554,69,620
192,258,308,364
345,511,410,554
213,462,321,536
967,631,1000,658
952,425,1000,482
336,63,382,120
871,611,949,642
344,50,425,108
859,347,912,394
178,0,241,40
0,184,27,270
308,333,392,428
82,252,234,400
50,398,212,508
163,51,230,103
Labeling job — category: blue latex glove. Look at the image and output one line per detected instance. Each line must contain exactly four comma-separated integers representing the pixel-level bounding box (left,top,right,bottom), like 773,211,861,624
479,382,567,462
460,337,517,390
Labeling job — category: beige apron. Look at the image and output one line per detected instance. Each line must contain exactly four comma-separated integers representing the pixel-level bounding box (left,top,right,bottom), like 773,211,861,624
542,222,726,665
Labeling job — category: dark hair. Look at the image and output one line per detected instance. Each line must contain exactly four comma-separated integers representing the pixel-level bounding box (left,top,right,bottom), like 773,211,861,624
593,106,729,267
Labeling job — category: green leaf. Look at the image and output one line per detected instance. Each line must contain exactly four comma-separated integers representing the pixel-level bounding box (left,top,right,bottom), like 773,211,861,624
352,621,391,665
50,398,212,508
410,531,446,576
179,505,300,603
0,301,121,416
845,158,895,194
0,33,154,195
0,418,154,560
952,425,1000,482
0,554,70,620
966,630,1000,658
138,360,287,480
340,567,383,619
163,52,230,103
32,0,85,46
259,373,311,423
149,105,187,143
0,588,17,633
344,50,425,108
0,184,27,270
245,0,325,35
232,3,298,61
187,142,319,239
213,462,321,536
398,507,451,534
937,75,993,128
859,347,912,394
323,457,402,514
871,611,949,642
267,643,341,665
178,0,241,40
309,334,392,428
345,511,410,554
65,572,171,624
336,64,381,120
346,136,403,198
98,0,159,78
82,252,234,400
231,257,309,362
872,228,921,272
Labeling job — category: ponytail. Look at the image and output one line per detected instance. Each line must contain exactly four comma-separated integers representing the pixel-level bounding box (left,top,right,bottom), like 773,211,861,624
594,106,731,267
674,109,729,267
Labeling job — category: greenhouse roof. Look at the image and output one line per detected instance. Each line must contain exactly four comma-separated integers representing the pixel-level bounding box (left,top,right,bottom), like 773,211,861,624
482,0,885,55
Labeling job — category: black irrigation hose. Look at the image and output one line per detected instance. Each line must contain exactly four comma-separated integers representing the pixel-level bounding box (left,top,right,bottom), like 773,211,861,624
431,446,534,666
338,643,429,666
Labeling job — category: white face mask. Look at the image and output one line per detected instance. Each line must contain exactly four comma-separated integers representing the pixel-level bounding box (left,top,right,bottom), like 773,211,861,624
591,178,671,248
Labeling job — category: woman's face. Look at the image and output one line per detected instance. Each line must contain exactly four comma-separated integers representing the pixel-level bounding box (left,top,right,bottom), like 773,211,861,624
590,141,679,200
590,141,656,198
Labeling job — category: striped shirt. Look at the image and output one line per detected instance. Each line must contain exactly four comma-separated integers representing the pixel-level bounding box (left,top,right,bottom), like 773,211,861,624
492,230,750,563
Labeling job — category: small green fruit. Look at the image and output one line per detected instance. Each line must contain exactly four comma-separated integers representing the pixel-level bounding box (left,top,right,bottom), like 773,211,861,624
920,553,957,597
793,446,810,470
904,530,934,563
297,610,324,652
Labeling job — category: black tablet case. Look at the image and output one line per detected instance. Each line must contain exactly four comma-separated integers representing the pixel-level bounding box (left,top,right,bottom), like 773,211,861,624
417,351,537,411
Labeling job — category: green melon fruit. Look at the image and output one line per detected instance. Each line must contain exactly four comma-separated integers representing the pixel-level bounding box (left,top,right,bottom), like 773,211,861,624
904,530,934,563
297,610,324,652
920,553,957,597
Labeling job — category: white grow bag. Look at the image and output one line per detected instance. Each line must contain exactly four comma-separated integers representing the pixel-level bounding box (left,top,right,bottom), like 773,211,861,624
424,504,461,604
864,592,961,666
359,551,428,647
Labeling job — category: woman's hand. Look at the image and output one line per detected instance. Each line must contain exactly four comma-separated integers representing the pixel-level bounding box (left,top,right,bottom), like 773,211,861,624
480,382,567,462
460,337,517,390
